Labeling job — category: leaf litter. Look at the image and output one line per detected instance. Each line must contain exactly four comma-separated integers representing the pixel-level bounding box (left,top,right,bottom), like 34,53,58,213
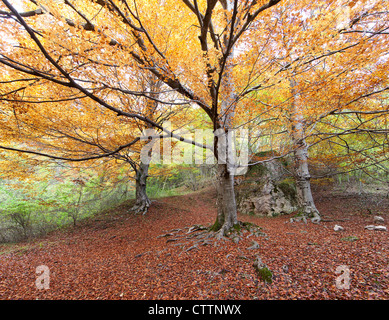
0,188,388,300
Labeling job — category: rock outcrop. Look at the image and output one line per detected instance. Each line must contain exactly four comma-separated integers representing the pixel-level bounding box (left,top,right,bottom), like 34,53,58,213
235,153,297,217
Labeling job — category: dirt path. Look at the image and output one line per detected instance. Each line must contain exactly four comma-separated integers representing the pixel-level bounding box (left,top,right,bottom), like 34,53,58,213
0,188,388,299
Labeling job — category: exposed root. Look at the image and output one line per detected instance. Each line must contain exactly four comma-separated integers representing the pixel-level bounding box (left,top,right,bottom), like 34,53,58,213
158,221,266,253
130,199,151,215
222,221,266,243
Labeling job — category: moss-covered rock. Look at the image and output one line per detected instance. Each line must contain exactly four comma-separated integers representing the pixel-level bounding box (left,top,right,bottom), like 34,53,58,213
253,256,273,283
245,163,268,178
276,178,297,200
254,265,273,283
235,155,297,217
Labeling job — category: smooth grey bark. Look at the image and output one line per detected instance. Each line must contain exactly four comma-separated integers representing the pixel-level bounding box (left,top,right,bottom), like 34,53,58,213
293,136,320,219
290,77,320,220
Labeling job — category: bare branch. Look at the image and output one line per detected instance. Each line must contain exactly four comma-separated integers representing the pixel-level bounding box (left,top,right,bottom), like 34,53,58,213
0,137,140,162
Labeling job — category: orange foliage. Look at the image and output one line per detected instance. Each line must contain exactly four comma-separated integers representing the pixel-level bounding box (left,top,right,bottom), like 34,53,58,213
0,0,387,180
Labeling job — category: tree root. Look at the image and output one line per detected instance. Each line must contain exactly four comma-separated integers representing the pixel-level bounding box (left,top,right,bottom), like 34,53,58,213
158,221,266,253
221,221,266,243
130,200,151,215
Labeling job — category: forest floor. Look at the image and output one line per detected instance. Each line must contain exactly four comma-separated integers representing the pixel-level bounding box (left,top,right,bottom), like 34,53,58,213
0,184,388,300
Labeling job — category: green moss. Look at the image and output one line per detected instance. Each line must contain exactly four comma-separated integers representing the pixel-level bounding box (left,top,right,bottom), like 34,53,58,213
254,265,273,283
277,178,297,199
293,210,305,218
232,223,242,232
209,219,223,232
246,163,268,178
341,236,359,242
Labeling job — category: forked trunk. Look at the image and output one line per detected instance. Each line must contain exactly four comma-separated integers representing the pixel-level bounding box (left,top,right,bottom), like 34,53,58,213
131,162,151,215
210,0,240,236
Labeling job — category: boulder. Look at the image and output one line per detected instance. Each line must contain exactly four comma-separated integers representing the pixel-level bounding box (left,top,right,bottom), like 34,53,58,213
235,153,297,217
334,225,344,231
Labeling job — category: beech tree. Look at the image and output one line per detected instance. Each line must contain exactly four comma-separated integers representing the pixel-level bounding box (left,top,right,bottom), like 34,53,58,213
236,0,389,219
0,0,283,236
0,35,188,214
0,0,388,236
293,2,388,214
0,0,199,214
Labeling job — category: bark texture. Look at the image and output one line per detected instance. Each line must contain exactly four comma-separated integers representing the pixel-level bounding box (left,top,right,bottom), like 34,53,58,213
211,0,239,236
212,162,238,236
131,162,151,215
290,77,320,220
293,140,320,219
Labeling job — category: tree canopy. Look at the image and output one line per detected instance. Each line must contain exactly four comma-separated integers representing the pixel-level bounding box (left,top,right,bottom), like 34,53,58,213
0,0,388,234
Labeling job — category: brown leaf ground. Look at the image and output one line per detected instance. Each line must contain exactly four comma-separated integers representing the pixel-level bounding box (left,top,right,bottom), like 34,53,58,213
0,186,388,300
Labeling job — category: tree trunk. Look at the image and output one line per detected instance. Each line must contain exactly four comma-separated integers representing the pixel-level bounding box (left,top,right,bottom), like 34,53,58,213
131,161,151,215
210,0,240,236
211,162,238,235
289,76,320,220
293,139,320,220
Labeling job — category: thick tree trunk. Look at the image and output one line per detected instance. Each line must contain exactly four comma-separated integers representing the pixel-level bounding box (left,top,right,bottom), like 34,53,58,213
131,162,151,215
212,162,238,235
210,0,241,236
